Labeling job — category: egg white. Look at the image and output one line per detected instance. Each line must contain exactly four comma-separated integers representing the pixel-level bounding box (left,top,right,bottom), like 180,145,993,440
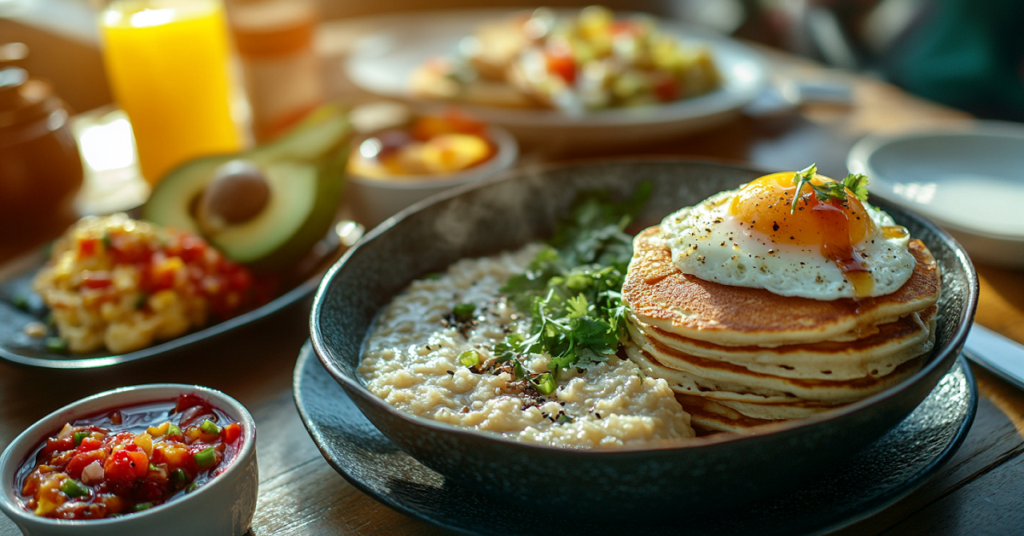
660,189,916,300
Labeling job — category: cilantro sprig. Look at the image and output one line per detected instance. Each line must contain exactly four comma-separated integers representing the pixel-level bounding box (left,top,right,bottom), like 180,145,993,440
495,183,652,382
789,163,871,214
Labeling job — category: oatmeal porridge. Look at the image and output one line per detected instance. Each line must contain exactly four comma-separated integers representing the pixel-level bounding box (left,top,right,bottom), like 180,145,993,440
357,244,695,448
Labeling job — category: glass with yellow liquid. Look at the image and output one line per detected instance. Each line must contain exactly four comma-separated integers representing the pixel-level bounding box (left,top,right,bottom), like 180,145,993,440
100,0,242,185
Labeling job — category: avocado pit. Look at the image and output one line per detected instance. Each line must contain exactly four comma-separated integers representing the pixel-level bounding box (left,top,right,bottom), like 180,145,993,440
197,160,271,234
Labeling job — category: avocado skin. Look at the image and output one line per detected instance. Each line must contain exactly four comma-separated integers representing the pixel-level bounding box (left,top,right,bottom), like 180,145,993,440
144,106,352,275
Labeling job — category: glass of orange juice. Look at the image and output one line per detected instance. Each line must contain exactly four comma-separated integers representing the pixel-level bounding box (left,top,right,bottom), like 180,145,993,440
100,0,242,185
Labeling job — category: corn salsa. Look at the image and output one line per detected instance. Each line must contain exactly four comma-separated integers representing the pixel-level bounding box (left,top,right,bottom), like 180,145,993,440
32,214,257,354
16,394,242,520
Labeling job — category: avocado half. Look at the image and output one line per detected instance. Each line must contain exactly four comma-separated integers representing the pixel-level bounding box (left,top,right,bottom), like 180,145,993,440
144,106,351,274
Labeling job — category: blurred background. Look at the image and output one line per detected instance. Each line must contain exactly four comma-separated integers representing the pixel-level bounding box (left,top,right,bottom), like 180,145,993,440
2,0,1022,265
3,0,1022,121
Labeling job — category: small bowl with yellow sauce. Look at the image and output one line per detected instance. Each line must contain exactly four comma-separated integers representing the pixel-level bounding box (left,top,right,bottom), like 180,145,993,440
345,111,518,228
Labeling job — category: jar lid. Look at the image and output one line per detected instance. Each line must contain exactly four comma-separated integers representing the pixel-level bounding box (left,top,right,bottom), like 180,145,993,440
0,43,61,130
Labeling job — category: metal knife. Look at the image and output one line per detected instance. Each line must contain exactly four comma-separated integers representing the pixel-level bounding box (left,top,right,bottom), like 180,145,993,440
963,323,1024,391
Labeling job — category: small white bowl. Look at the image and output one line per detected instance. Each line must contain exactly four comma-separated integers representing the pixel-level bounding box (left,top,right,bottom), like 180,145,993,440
0,384,258,536
346,125,518,228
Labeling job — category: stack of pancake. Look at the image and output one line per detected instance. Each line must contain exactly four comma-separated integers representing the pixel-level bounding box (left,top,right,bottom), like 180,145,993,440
622,227,942,433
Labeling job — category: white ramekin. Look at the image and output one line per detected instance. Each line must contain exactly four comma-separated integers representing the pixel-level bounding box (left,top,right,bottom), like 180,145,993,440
346,124,519,229
0,384,258,536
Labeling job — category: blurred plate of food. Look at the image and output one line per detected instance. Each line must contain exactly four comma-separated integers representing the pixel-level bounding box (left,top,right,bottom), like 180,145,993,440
344,7,765,150
0,106,363,369
848,121,1024,269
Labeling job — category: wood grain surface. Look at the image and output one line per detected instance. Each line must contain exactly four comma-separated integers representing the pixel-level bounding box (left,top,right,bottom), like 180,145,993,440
1,28,1022,536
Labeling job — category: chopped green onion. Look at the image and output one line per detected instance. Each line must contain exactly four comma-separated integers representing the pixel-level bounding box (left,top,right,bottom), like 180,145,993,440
453,303,476,321
45,337,67,354
167,424,182,438
134,293,148,310
199,419,221,435
148,464,159,472
193,447,216,468
458,350,480,368
73,431,89,446
11,294,29,311
60,479,89,498
556,413,573,424
185,482,199,493
532,372,557,395
132,502,153,512
171,468,187,483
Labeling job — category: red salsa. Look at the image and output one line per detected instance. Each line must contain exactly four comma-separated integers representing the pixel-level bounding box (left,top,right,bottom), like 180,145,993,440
16,394,243,520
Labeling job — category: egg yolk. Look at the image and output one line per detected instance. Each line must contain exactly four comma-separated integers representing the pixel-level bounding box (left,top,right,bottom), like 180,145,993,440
728,171,877,296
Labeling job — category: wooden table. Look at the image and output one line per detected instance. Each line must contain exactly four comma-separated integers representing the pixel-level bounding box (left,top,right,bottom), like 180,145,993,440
1,38,1022,536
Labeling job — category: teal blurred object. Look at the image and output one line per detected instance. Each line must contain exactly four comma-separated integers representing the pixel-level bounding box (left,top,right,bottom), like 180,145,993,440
882,0,1024,121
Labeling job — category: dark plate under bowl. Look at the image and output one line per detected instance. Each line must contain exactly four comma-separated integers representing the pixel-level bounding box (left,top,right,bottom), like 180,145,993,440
294,342,977,535
309,159,978,520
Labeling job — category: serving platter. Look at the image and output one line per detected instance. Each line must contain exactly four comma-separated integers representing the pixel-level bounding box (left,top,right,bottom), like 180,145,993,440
342,9,765,149
294,341,977,535
0,225,359,369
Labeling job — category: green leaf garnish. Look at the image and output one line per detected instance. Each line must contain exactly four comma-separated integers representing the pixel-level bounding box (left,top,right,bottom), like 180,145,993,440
809,179,848,204
495,183,651,381
512,359,528,380
789,163,818,214
842,173,870,201
494,333,524,363
790,164,871,212
566,295,589,319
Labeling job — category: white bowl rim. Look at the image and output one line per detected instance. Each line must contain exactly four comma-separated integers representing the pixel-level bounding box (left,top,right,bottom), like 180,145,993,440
847,120,1024,243
346,124,519,190
0,383,256,527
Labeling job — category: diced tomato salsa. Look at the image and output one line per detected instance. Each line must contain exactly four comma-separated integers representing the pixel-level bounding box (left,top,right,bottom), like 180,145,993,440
33,214,274,355
16,395,243,520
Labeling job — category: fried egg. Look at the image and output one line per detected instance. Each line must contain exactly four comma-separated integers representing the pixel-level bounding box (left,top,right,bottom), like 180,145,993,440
661,171,916,300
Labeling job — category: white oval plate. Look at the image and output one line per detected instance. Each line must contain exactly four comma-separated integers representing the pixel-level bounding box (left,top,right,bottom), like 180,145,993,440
848,121,1024,269
343,9,766,150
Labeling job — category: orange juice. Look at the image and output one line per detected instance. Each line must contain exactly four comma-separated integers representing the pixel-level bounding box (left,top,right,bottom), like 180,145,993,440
100,0,242,184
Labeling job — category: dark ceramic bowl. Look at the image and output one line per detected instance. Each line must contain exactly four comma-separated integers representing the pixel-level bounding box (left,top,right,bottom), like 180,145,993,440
309,159,978,520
